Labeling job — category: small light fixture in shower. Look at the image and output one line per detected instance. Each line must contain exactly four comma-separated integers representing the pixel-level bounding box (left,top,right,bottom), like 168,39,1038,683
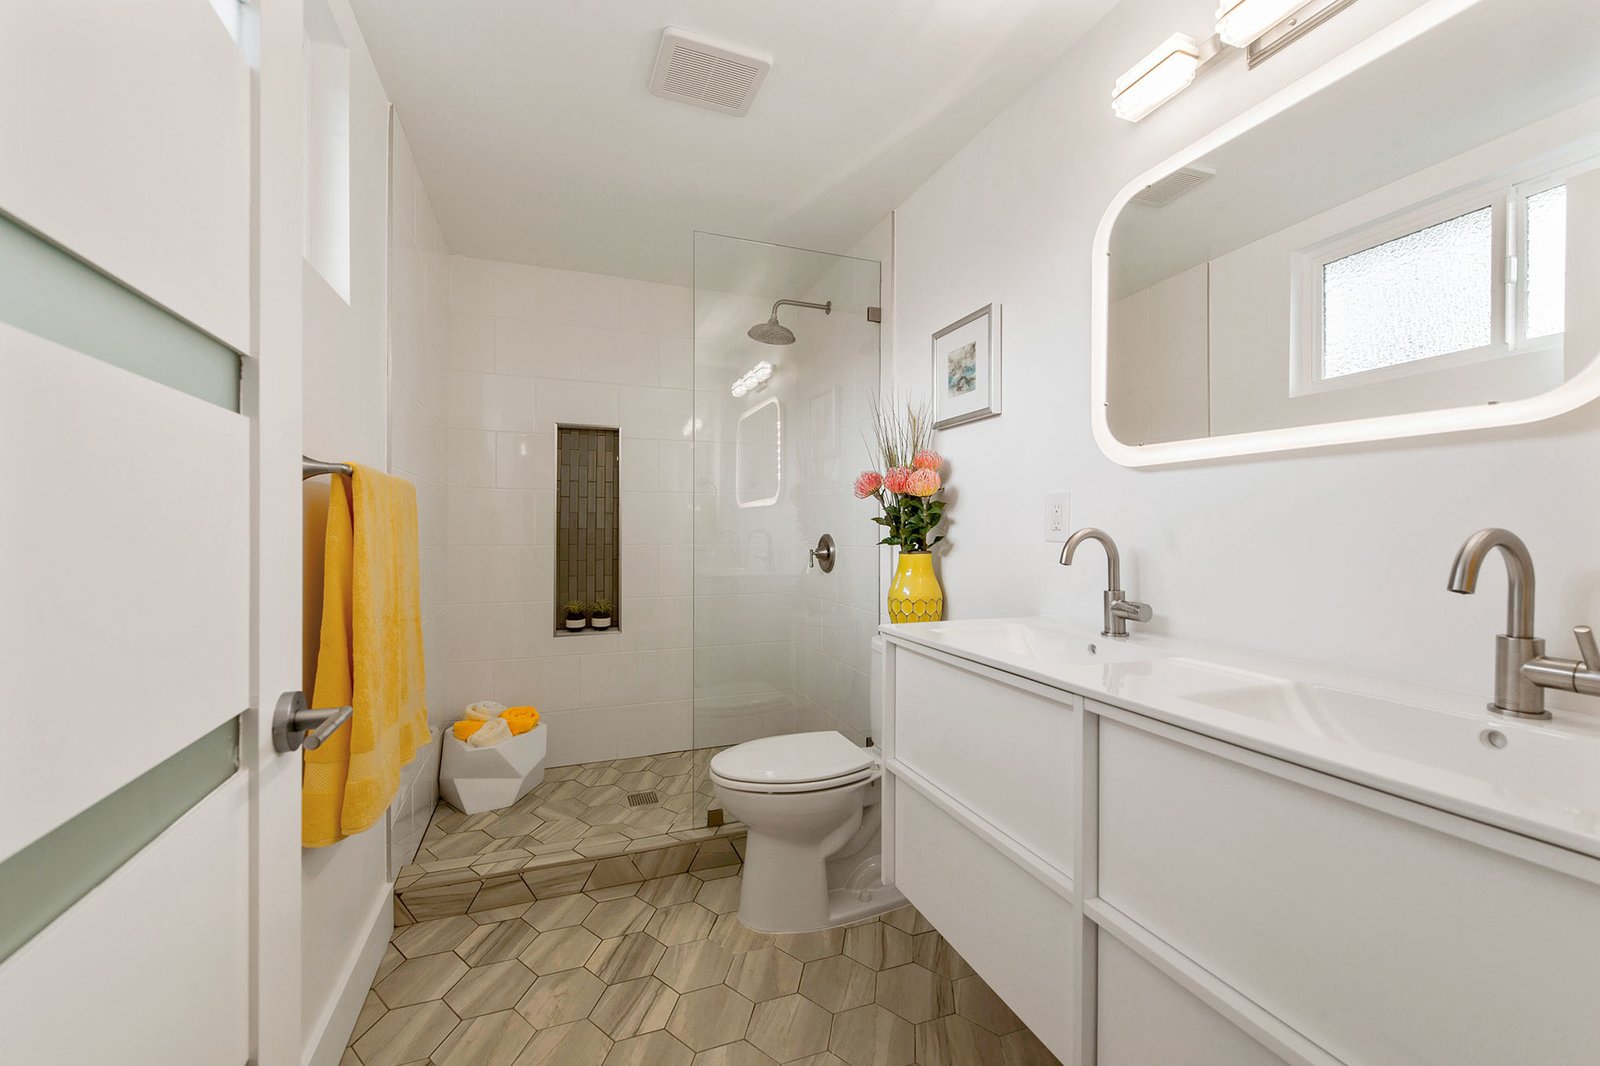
731,361,773,398
748,299,832,345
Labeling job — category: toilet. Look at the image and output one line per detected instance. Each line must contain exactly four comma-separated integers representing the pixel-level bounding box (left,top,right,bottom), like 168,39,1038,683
710,637,905,933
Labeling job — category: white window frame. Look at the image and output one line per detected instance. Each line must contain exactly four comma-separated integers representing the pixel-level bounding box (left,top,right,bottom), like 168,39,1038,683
1291,155,1586,397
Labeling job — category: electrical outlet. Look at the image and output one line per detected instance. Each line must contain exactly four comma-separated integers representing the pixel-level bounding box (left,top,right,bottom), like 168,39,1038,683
1045,492,1071,543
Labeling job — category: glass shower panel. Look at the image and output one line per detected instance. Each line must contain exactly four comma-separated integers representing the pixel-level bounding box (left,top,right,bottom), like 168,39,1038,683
689,233,881,829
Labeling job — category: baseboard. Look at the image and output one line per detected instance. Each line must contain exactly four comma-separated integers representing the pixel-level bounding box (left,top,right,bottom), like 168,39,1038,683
303,880,394,1066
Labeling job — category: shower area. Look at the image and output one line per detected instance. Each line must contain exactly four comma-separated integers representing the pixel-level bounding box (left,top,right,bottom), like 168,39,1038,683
687,232,884,828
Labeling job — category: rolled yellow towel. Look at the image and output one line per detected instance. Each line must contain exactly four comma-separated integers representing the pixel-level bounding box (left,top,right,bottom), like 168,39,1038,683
501,706,540,735
452,720,485,742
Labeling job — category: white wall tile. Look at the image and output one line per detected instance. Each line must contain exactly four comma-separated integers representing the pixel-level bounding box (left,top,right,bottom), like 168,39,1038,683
658,441,694,493
542,708,616,765
620,491,692,546
443,660,496,718
618,279,693,338
494,318,583,380
444,545,497,605
581,651,659,707
624,596,692,651
612,700,692,759
493,544,554,604
447,312,496,372
620,545,659,599
444,428,496,486
659,649,692,701
535,379,620,430
528,266,621,329
582,337,662,387
447,486,542,545
618,385,693,441
496,432,556,489
657,547,692,597
658,336,694,389
619,438,660,491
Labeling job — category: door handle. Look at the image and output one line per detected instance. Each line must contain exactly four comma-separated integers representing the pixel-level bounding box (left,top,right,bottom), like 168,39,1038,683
273,691,354,753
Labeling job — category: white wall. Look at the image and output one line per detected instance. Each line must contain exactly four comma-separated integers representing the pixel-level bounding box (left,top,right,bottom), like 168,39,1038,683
297,2,412,1063
890,0,1600,708
440,256,696,765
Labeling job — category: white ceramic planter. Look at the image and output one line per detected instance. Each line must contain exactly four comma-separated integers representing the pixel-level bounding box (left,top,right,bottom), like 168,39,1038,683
439,722,547,815
564,617,586,630
590,616,611,630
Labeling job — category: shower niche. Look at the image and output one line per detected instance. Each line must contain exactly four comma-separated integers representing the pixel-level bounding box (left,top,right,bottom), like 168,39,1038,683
554,425,620,634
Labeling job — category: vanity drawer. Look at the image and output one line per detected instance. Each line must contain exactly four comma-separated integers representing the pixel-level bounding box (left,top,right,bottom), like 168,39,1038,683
892,647,1074,874
893,781,1075,1059
1095,715,1600,1066
1098,930,1290,1066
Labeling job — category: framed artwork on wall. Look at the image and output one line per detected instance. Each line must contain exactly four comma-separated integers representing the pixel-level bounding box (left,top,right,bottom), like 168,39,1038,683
932,303,1001,429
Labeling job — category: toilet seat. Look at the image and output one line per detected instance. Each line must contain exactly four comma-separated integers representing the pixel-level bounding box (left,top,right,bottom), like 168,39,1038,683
710,731,878,794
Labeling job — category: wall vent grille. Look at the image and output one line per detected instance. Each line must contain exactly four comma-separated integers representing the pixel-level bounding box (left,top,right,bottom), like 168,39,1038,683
1132,165,1217,207
649,28,771,117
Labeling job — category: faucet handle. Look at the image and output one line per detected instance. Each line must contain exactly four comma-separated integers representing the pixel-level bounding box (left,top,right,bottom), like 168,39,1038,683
1576,626,1599,670
1112,598,1152,624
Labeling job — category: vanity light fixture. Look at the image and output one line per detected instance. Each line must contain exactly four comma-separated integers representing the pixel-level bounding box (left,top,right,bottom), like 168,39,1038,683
731,360,773,398
1112,34,1201,122
1215,0,1307,47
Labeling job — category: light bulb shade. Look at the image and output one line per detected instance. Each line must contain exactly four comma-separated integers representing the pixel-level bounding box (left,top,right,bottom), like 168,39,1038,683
753,362,773,381
1215,0,1303,47
1112,34,1200,122
731,382,749,398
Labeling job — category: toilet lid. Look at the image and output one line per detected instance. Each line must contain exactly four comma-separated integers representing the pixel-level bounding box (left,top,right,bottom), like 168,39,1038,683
710,731,875,786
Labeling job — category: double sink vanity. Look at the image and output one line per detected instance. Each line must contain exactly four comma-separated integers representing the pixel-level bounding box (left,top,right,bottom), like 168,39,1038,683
877,548,1600,1066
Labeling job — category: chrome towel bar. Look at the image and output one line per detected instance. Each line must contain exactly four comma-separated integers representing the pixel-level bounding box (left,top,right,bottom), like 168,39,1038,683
302,455,353,480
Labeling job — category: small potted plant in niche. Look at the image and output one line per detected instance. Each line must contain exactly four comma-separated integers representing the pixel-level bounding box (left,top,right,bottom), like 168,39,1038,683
589,598,614,630
562,600,588,631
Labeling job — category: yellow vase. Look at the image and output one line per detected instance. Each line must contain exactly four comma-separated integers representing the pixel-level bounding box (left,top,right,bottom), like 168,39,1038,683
888,551,944,624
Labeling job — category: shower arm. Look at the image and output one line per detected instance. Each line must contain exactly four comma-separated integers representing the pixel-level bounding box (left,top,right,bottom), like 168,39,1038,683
769,298,832,317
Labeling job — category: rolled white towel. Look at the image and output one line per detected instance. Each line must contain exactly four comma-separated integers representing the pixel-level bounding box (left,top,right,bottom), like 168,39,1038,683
464,700,506,722
466,716,511,748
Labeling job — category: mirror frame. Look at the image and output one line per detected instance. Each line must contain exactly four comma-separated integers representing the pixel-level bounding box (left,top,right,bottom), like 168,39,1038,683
1091,0,1600,467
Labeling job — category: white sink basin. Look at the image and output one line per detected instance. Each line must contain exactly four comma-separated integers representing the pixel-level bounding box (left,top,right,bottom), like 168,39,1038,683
889,617,1160,669
1180,671,1600,816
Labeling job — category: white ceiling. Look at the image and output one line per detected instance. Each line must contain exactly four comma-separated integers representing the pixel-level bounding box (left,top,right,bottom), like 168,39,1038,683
348,0,1119,285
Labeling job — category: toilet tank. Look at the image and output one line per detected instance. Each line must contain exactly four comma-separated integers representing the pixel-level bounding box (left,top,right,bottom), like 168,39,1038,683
869,635,884,743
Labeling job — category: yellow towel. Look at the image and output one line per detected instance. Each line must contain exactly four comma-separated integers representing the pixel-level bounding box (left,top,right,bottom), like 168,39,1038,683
453,720,485,742
303,464,430,847
502,706,540,735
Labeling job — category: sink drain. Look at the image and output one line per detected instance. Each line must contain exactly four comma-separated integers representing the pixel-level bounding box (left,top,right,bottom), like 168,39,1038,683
1480,729,1508,750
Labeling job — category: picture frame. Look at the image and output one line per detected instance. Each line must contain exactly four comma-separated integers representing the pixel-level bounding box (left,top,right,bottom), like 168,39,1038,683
932,303,1001,429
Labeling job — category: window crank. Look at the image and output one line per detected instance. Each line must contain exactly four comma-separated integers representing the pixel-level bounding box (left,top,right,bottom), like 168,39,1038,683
809,533,837,573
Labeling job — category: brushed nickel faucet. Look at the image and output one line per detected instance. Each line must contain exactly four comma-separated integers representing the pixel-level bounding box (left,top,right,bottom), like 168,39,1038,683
1448,527,1600,720
1060,527,1152,638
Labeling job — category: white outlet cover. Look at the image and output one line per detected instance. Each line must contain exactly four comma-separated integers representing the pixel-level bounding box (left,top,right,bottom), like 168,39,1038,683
1045,491,1071,543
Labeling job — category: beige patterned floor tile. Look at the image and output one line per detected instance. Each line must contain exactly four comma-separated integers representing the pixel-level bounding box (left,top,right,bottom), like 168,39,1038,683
577,833,633,857
774,927,845,962
637,872,701,907
519,926,602,974
913,932,974,980
352,990,387,1043
456,919,539,967
843,923,913,972
881,906,934,937
693,875,742,914
875,964,954,1025
801,954,877,1012
665,984,755,1051
483,811,546,839
828,1004,915,1066
615,770,660,791
470,873,535,913
575,766,622,787
587,931,668,983
603,1029,694,1066
746,993,832,1061
580,784,627,806
443,959,537,1019
788,1054,850,1066
432,1009,535,1066
999,1029,1062,1066
351,1000,460,1066
523,893,595,931
655,939,735,993
470,901,533,925
394,915,478,959
512,1019,613,1066
916,1015,1002,1066
647,901,717,945
585,855,645,891
428,829,496,859
588,880,643,902
376,944,404,982
724,946,802,1002
708,912,775,954
691,1040,779,1066
693,863,740,882
515,967,606,1028
401,880,480,920
339,1048,361,1066
583,895,654,938
690,838,741,871
393,898,415,929
589,975,679,1040
953,975,1024,1035
532,818,590,844
375,952,470,1008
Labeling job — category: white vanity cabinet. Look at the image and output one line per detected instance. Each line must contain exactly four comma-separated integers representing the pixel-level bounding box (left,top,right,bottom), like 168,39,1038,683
881,634,1600,1066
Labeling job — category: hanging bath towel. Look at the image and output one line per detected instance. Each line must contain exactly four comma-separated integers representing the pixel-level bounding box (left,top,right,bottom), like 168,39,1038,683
303,464,430,847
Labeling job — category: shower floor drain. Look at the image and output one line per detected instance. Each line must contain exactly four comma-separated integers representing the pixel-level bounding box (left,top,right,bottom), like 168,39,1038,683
626,791,660,807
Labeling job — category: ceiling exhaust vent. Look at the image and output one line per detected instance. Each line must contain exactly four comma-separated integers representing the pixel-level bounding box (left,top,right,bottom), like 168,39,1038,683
1131,164,1217,207
649,27,771,117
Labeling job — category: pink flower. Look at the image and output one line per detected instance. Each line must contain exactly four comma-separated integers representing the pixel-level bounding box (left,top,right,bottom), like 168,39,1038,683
907,469,941,497
853,471,883,499
912,449,943,471
883,467,914,494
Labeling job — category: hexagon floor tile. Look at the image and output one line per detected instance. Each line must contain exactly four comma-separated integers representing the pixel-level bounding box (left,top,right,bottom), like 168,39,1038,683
355,747,1062,1066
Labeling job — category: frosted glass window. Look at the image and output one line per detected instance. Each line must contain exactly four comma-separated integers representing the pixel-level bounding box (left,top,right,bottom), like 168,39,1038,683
1524,185,1567,341
1321,207,1493,379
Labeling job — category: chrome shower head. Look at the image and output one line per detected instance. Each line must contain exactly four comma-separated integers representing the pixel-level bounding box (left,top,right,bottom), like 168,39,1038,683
747,298,831,346
747,316,796,345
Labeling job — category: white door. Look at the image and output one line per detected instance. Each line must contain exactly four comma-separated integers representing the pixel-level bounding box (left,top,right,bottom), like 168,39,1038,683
0,2,306,1063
